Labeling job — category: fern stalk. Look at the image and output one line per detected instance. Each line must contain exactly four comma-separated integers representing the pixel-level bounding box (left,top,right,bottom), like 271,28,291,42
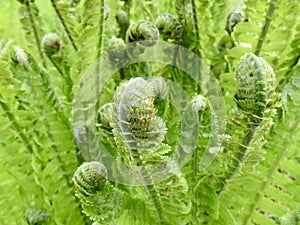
141,179,163,223
96,0,105,60
50,0,78,51
191,146,200,223
124,150,163,222
255,0,278,56
189,0,201,57
48,56,74,102
219,124,259,195
23,0,46,66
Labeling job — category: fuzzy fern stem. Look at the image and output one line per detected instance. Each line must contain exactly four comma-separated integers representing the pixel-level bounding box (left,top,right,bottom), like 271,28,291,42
140,178,163,222
50,0,78,51
219,124,259,195
24,0,45,66
125,150,163,222
255,0,278,56
189,0,201,58
47,56,74,102
96,0,105,60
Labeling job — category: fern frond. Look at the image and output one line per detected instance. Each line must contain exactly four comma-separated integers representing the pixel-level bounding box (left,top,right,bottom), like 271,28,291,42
70,0,105,84
7,47,87,224
73,162,124,223
258,0,300,84
227,1,269,68
193,0,242,67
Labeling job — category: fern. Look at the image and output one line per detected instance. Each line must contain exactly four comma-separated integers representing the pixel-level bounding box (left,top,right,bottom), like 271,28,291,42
70,0,106,84
1,1,300,224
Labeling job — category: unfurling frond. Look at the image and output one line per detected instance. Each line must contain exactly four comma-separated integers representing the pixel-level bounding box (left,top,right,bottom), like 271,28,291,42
234,52,281,121
125,20,159,47
42,33,62,57
73,161,107,196
73,162,123,223
155,13,181,41
24,208,50,225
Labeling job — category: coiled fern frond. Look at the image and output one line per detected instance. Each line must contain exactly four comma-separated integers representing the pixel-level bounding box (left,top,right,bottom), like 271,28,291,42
234,52,281,122
155,13,181,41
24,208,50,225
73,161,124,223
111,77,168,165
125,20,159,47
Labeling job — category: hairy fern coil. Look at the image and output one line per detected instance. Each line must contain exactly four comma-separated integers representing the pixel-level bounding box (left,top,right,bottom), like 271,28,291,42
73,162,123,222
41,33,62,57
125,20,159,46
226,4,247,34
112,77,167,153
107,36,127,64
73,161,107,196
12,46,30,70
24,208,49,225
116,10,129,32
97,103,114,131
234,53,280,121
155,13,181,40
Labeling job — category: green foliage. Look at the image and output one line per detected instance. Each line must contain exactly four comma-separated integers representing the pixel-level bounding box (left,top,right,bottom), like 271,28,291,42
0,0,299,224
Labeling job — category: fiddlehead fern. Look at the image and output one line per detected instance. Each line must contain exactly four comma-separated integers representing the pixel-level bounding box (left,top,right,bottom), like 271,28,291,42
219,52,281,200
226,4,247,34
96,103,114,131
107,36,127,65
73,161,123,223
73,161,107,195
12,46,30,71
41,33,73,101
111,77,168,164
41,33,62,58
94,77,192,224
116,10,129,39
234,51,280,152
234,52,281,122
24,208,50,225
125,20,159,47
155,13,181,41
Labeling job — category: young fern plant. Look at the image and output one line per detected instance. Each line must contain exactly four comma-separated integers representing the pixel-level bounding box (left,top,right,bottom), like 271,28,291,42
222,52,281,188
81,77,199,224
216,53,282,223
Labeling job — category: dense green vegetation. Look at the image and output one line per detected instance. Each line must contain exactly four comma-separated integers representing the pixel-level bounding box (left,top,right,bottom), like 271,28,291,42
0,0,299,224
